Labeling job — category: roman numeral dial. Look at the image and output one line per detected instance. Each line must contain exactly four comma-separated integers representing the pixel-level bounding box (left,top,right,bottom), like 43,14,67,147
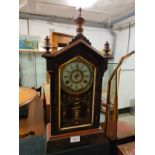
61,57,94,95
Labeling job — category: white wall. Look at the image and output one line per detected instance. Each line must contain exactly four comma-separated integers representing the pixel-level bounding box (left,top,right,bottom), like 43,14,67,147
19,19,113,51
114,22,135,108
118,53,135,108
19,52,46,88
114,23,135,62
102,21,135,109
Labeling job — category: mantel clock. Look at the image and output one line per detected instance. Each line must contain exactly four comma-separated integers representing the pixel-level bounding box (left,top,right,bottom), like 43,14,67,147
42,9,112,136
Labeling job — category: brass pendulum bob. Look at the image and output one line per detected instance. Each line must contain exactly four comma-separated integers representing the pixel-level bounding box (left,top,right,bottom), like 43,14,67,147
72,101,81,125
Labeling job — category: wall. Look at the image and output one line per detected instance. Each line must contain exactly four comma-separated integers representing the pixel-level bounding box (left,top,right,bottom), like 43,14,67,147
114,22,135,108
118,53,135,108
101,21,135,109
114,23,135,62
19,52,46,88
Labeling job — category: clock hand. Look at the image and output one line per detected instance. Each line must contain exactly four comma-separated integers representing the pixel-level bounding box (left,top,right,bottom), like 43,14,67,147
75,74,79,79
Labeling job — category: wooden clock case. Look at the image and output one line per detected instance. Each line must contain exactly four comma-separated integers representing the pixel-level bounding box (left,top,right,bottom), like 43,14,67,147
42,9,112,154
42,33,111,135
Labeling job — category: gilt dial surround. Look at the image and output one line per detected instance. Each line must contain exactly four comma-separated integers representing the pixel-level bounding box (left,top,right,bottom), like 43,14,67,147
60,56,94,95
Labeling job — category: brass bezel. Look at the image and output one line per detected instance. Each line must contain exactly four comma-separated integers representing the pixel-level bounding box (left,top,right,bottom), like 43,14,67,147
61,57,93,95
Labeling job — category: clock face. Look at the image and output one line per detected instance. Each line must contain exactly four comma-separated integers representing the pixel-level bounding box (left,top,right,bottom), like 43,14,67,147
61,58,93,95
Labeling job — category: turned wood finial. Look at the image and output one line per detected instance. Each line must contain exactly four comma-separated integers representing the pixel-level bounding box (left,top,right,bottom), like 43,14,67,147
104,41,110,55
79,7,82,17
75,8,85,34
44,36,51,53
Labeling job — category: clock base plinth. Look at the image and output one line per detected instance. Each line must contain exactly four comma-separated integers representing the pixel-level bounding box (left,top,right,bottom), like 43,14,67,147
45,123,109,154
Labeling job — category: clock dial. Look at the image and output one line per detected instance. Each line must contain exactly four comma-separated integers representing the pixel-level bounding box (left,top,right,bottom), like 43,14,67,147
61,59,93,95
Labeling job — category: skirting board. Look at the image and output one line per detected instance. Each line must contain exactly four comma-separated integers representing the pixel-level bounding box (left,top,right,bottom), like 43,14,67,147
118,107,130,114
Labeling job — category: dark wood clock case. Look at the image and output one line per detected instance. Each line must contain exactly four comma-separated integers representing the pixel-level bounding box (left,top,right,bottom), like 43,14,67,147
43,33,111,135
42,9,112,154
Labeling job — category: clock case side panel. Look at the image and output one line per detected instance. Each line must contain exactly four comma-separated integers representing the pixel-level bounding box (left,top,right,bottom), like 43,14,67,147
45,58,60,133
49,43,108,135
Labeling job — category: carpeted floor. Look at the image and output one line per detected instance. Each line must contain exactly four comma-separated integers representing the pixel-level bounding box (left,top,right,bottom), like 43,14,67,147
19,136,45,155
19,135,110,155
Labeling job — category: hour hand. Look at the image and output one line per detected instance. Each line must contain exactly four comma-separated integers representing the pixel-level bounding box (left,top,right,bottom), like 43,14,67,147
75,74,79,79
